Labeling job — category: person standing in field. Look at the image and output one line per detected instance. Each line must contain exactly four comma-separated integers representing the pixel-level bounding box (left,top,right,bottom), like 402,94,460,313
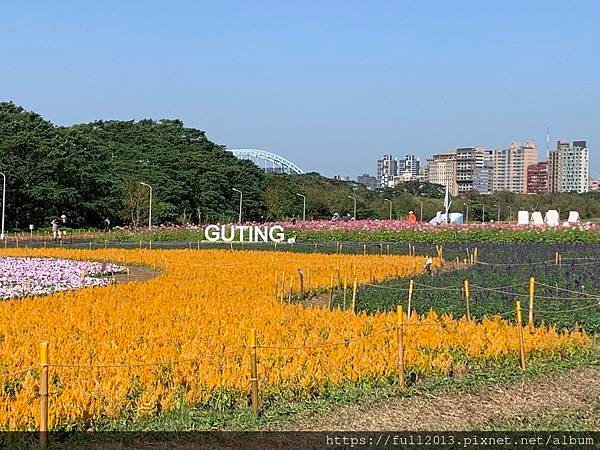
407,211,417,222
103,217,111,232
51,215,67,243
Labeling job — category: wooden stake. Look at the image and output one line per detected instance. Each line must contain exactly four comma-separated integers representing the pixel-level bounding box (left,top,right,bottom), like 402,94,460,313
363,244,366,255
407,279,414,316
397,305,405,389
352,277,357,313
298,269,305,301
288,276,293,303
343,275,348,309
328,275,334,309
248,329,259,414
555,251,559,265
39,341,49,447
528,277,535,327
516,300,526,370
464,280,471,321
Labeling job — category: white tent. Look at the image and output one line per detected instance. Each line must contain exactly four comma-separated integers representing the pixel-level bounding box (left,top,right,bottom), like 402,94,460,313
429,212,464,225
517,211,529,225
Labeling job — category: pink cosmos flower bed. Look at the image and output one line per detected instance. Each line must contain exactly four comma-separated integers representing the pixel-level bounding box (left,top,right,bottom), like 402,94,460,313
0,257,125,300
261,219,600,233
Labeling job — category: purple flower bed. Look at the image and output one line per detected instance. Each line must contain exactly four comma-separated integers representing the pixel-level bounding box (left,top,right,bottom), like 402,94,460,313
0,257,126,300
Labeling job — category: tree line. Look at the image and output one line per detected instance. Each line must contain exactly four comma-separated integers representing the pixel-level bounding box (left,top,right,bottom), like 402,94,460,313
1,102,599,230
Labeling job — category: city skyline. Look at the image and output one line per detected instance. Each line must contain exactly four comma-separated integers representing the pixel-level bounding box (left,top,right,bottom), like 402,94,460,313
2,1,598,177
369,139,593,194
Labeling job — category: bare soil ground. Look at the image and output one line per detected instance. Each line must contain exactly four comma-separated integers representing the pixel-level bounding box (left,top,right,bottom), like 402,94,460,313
276,366,600,431
112,265,160,284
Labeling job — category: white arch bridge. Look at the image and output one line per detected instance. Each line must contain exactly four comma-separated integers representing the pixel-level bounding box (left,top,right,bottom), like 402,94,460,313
228,148,305,175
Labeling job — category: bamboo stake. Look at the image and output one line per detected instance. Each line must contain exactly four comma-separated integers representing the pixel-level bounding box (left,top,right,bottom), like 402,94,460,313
39,341,49,447
528,277,535,327
516,300,526,370
397,305,405,389
407,279,414,316
248,329,259,414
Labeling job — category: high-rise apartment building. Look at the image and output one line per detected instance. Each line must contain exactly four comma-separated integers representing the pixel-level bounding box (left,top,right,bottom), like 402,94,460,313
526,161,549,194
492,141,537,193
455,147,485,194
376,154,398,188
401,154,421,178
548,140,589,193
426,152,458,196
473,152,494,194
357,173,378,190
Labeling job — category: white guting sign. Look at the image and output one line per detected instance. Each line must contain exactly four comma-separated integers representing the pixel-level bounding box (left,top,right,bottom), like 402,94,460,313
204,225,285,243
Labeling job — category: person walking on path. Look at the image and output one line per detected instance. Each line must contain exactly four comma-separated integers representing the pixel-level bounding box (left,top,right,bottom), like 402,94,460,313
51,215,66,243
407,211,417,222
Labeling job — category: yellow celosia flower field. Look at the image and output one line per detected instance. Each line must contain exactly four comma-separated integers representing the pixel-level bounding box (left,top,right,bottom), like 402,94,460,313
0,248,590,430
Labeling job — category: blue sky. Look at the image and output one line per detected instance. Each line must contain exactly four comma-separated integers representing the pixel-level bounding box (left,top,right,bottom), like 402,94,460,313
1,1,598,177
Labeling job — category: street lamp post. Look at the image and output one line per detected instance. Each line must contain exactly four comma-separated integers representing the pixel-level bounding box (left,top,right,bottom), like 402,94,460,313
418,200,424,222
232,188,243,224
384,198,392,220
296,193,306,221
507,206,512,222
140,182,152,229
0,172,5,240
496,206,501,222
482,204,485,223
348,195,357,221
463,203,469,224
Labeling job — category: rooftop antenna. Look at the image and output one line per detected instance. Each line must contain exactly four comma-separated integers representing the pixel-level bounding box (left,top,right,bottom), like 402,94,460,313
546,126,550,159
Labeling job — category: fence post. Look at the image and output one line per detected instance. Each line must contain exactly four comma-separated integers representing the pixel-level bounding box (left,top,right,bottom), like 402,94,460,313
328,275,334,309
464,280,471,321
407,279,414,316
397,305,405,389
528,277,535,327
352,277,357,313
555,251,559,265
343,275,348,309
363,244,366,256
298,269,305,301
39,341,49,447
197,240,200,250
515,300,526,370
248,329,259,415
288,276,293,303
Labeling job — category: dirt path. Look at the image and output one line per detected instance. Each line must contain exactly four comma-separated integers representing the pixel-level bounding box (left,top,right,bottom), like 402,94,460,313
112,265,160,284
277,366,600,431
